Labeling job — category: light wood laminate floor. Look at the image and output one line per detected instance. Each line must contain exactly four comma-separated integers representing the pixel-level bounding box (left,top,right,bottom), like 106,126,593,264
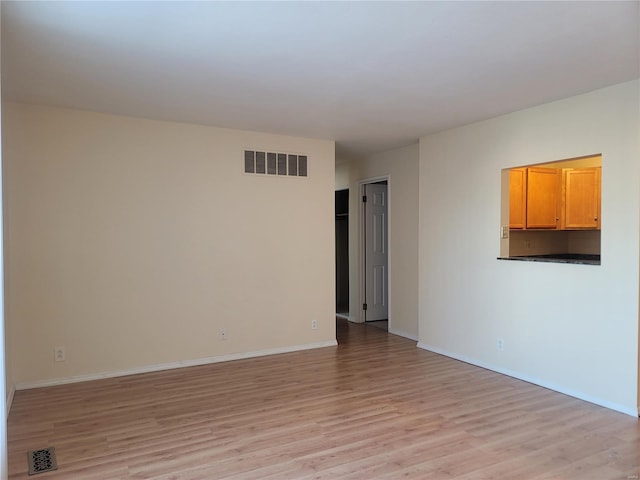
8,319,640,479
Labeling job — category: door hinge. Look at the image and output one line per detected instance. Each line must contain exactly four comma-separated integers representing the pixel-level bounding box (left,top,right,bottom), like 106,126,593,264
362,195,367,203
363,303,368,311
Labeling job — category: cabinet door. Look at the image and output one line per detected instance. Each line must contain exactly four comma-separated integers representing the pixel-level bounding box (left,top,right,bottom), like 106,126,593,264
509,168,527,229
562,167,601,229
526,167,560,229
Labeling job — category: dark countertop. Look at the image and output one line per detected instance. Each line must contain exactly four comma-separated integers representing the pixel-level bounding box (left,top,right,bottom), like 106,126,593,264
497,254,600,265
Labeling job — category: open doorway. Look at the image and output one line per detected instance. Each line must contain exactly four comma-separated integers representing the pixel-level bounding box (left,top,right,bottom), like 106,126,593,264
335,189,349,317
361,180,388,331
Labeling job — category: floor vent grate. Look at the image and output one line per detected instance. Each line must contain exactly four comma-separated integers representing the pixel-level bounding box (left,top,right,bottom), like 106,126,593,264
27,447,58,475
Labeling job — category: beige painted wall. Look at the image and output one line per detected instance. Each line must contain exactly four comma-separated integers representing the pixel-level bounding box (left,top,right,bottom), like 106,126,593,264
4,103,336,386
419,80,640,415
335,143,419,340
0,6,10,477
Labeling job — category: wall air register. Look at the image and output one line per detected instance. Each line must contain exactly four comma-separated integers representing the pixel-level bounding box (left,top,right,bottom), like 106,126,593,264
244,150,308,177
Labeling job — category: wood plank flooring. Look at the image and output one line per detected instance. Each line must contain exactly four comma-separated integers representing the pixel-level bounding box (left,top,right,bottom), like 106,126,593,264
7,319,640,479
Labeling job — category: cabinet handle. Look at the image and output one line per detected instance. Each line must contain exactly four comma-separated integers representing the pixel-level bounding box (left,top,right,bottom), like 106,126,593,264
594,217,598,220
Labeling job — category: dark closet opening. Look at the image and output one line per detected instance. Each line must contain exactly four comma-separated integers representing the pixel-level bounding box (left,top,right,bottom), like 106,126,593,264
335,190,349,315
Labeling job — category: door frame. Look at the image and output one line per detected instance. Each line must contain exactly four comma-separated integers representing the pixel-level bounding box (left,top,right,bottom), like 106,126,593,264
358,176,391,326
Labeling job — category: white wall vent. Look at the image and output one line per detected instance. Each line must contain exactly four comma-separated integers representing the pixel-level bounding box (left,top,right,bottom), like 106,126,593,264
245,150,308,177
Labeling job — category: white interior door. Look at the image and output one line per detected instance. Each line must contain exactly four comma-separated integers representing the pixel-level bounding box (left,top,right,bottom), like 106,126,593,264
364,183,388,321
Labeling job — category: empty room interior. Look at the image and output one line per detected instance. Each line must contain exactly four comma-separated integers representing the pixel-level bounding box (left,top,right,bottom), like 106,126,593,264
1,2,640,479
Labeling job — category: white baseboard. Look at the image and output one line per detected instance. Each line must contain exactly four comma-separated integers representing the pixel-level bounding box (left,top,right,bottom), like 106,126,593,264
6,384,15,419
388,328,418,342
417,342,638,418
15,340,338,391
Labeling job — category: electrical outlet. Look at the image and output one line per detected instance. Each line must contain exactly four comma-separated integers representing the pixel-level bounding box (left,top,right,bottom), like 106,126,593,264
54,346,66,362
497,338,505,351
311,319,318,330
524,240,532,250
219,328,227,341
500,226,509,239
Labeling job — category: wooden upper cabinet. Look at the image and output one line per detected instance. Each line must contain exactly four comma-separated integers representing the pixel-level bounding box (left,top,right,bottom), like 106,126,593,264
507,161,601,232
562,167,601,229
526,167,561,229
509,168,527,229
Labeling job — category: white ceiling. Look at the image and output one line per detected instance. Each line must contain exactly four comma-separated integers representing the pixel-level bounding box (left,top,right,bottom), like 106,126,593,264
2,1,639,159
